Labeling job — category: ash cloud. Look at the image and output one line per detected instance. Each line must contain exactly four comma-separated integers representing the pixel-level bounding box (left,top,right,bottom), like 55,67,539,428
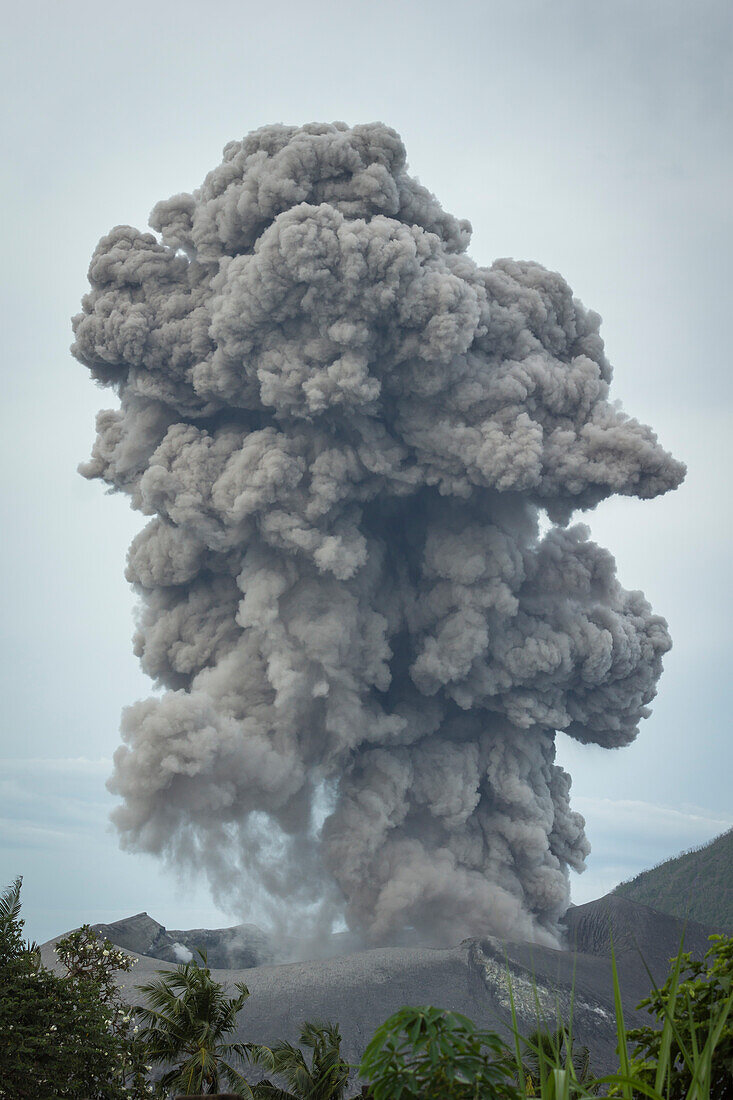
72,122,685,950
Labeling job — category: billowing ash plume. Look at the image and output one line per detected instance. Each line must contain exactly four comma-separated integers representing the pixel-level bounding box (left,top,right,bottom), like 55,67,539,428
72,122,685,949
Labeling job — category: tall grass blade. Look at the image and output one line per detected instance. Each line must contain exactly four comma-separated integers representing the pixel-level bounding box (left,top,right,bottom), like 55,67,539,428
597,1073,664,1098
504,960,527,1096
650,935,685,1098
637,955,696,1086
609,934,633,1100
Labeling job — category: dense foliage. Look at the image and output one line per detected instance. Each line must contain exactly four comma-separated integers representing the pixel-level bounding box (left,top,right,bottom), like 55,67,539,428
0,878,149,1100
614,827,733,930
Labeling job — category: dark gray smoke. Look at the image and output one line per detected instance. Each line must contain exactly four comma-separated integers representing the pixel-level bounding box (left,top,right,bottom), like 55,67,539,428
72,122,685,949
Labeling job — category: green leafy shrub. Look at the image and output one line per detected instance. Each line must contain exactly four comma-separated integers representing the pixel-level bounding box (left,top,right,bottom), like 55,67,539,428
620,933,733,1099
358,1004,523,1100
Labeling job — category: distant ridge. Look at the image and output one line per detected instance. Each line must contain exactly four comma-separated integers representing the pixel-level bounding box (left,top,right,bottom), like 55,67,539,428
90,911,274,969
613,827,733,931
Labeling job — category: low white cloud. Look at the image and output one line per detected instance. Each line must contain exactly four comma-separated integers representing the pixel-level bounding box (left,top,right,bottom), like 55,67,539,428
1,757,112,775
0,759,114,835
0,816,78,847
573,796,732,840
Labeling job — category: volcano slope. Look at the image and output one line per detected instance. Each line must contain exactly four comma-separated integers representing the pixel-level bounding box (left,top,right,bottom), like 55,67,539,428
41,893,718,1076
614,827,733,931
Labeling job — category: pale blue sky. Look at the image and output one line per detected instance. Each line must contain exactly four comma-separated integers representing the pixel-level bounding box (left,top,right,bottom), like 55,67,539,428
1,0,731,943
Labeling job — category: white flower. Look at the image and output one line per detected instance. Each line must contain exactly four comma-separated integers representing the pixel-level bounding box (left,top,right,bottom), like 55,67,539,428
102,949,110,956
50,1025,57,1032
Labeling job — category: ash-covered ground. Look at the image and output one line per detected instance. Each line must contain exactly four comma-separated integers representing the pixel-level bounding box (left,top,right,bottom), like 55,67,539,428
42,893,716,1076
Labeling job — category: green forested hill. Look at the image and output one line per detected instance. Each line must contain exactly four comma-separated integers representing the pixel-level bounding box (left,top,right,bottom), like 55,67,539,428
613,827,733,931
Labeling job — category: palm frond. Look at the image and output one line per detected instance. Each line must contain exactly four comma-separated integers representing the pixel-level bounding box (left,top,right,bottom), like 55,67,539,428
254,1079,299,1100
219,1056,257,1096
250,1020,349,1099
0,877,23,926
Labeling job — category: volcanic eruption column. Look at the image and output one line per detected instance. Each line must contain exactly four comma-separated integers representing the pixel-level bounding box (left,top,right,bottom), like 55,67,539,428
72,123,685,947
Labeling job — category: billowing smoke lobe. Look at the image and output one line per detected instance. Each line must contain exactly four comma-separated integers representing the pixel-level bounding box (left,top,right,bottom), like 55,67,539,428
72,122,685,951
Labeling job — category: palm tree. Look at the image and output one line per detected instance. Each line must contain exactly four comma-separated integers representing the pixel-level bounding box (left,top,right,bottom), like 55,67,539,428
135,951,254,1096
250,1020,351,1100
520,1025,596,1095
0,876,39,966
